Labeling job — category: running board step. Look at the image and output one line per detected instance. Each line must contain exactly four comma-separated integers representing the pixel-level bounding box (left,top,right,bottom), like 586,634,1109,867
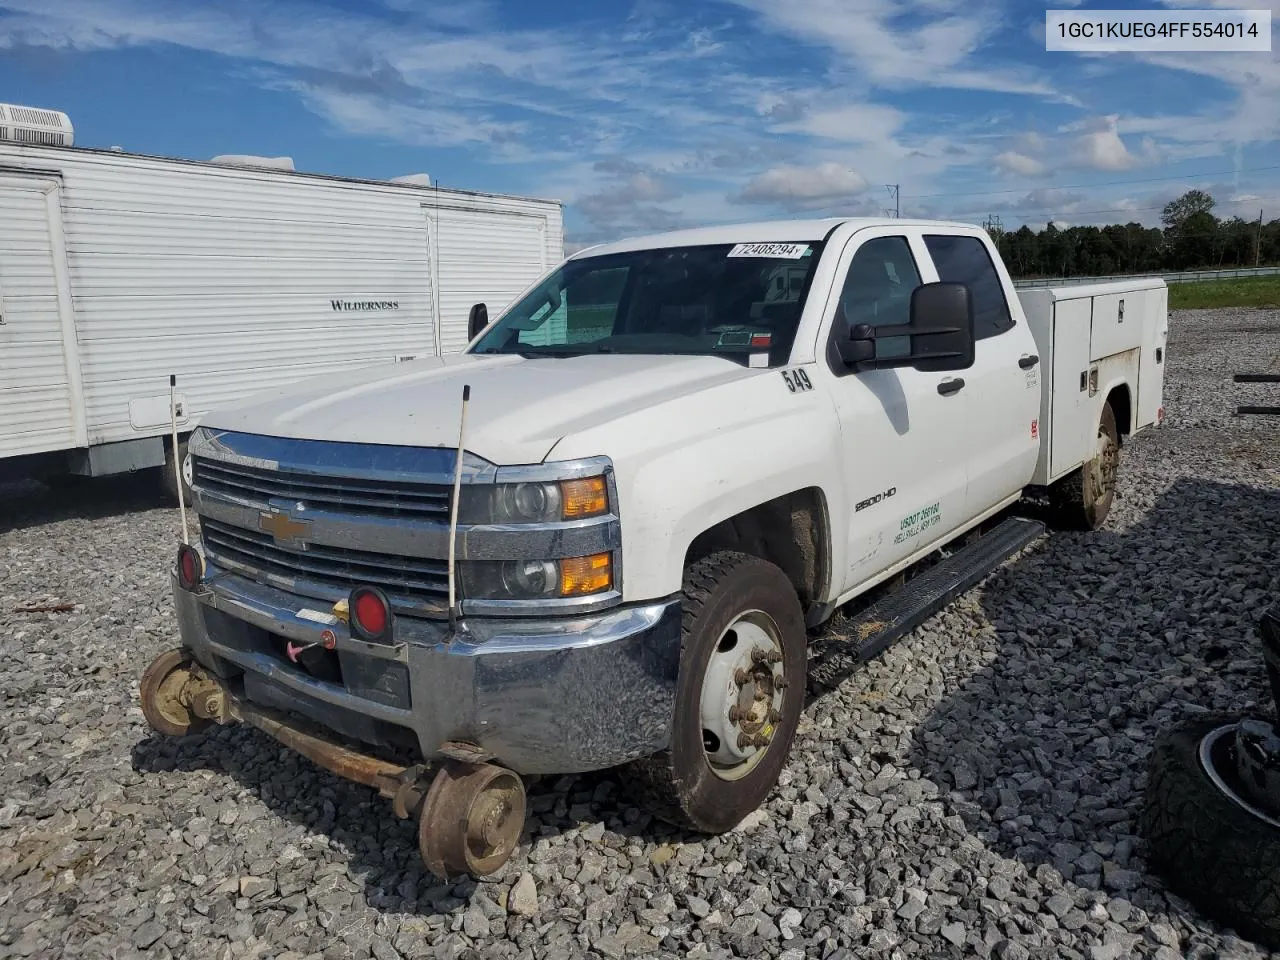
808,517,1045,695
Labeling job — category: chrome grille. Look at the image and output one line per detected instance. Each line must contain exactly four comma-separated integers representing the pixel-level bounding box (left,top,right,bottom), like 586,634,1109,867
193,456,452,519
201,518,449,605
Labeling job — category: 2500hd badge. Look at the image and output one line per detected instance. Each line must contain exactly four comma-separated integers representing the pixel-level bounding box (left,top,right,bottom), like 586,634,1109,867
855,486,897,513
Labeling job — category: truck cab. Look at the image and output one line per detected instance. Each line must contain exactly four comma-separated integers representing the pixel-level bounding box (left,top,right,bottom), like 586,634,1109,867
144,217,1165,877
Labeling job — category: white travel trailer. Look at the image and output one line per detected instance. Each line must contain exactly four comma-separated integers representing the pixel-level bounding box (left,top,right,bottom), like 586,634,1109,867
0,103,564,489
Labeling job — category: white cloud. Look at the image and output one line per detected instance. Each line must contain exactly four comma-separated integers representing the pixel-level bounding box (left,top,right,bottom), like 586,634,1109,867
3,0,1278,246
1073,116,1140,171
771,102,906,145
736,162,869,208
1015,132,1047,154
724,0,1074,101
994,151,1047,176
291,86,529,151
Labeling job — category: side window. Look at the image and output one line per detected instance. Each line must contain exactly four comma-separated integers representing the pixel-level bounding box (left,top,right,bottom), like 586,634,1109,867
923,234,1014,340
836,236,922,360
517,266,629,346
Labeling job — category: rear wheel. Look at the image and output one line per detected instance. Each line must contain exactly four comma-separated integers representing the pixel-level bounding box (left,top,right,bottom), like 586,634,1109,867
620,551,807,833
1049,401,1119,531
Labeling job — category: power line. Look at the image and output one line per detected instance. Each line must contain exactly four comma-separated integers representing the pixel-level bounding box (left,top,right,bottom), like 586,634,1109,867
907,163,1280,202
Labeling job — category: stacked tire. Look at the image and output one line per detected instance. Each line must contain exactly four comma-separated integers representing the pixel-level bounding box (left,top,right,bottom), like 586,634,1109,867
1140,714,1280,949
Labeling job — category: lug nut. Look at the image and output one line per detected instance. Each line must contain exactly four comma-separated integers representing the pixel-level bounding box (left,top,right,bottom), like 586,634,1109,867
774,677,790,690
767,708,782,724
751,647,769,664
767,650,782,664
728,705,742,723
734,668,750,687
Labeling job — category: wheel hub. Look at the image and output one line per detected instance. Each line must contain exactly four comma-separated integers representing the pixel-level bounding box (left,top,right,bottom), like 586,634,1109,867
1087,428,1118,502
1200,722,1280,828
699,612,786,780
1235,720,1280,819
419,761,526,879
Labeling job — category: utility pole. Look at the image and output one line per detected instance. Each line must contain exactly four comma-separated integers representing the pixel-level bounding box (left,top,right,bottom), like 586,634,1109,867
1257,209,1264,267
982,214,1004,242
885,184,900,218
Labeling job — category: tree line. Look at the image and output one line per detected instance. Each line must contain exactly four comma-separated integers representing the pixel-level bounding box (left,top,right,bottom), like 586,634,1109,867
990,190,1279,279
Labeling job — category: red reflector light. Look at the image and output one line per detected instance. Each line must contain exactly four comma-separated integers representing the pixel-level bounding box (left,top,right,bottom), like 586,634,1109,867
349,586,392,642
177,544,202,591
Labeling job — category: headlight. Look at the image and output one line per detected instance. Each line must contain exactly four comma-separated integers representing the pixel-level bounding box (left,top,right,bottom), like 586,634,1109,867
461,476,610,524
461,553,613,600
493,482,562,523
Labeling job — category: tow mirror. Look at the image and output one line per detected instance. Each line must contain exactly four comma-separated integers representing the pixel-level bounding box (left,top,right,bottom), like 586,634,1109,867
468,303,489,341
836,282,976,373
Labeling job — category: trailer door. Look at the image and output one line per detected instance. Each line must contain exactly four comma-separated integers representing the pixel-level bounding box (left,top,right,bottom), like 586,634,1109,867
0,176,85,459
425,204,549,354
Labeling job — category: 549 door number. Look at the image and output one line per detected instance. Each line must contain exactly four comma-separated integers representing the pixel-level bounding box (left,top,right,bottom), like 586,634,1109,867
781,368,814,393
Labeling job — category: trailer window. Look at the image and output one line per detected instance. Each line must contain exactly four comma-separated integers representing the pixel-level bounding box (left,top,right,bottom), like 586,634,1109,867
471,241,826,366
923,234,1014,340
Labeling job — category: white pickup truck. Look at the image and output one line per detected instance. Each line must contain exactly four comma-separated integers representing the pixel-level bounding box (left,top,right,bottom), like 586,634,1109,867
139,217,1169,878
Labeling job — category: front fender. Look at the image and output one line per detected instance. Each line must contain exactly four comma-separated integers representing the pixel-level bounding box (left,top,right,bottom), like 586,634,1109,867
548,369,845,603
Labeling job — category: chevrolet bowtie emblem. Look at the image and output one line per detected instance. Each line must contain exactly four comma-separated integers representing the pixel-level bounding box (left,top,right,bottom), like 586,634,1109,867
258,510,312,547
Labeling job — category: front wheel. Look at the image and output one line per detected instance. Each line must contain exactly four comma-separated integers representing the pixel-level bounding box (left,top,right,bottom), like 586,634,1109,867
620,551,807,833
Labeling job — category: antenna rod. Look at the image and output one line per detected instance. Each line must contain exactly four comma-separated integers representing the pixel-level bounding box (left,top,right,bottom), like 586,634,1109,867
170,374,190,545
447,385,471,631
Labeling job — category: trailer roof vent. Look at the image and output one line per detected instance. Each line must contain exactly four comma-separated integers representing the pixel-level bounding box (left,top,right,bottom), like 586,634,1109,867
0,103,74,147
210,154,296,172
390,173,432,187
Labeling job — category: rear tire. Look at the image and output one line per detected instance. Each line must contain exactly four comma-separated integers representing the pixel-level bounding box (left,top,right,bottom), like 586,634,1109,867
1139,714,1280,949
1048,401,1119,531
619,551,807,833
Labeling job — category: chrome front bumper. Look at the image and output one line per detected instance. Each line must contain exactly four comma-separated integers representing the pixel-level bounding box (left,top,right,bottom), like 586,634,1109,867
173,566,682,775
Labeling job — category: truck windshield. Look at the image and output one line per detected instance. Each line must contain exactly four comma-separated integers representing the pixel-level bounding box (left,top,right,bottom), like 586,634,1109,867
470,241,826,366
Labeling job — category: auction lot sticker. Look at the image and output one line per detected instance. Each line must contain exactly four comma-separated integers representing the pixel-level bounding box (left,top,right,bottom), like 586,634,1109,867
727,243,811,259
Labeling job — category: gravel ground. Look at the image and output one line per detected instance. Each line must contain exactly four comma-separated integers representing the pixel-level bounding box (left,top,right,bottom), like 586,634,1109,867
2,307,1279,960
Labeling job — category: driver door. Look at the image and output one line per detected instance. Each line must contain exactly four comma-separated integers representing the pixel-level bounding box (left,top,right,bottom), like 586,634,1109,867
822,228,975,594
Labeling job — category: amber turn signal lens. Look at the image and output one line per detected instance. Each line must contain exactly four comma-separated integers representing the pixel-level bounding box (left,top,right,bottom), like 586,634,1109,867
560,553,613,595
560,476,608,518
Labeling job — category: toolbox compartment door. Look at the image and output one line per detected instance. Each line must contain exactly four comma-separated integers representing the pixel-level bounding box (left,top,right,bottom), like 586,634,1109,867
1049,297,1094,481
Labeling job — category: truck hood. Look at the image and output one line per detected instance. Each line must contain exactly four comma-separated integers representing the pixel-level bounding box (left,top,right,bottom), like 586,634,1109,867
199,352,759,465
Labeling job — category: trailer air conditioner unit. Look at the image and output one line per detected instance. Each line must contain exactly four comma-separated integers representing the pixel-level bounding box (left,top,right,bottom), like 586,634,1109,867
0,103,74,147
210,155,296,172
391,173,432,187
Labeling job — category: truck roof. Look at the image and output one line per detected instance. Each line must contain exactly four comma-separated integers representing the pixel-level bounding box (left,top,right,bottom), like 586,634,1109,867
574,217,983,258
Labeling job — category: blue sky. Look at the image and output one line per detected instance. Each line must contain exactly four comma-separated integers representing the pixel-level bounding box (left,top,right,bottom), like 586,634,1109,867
1,0,1277,249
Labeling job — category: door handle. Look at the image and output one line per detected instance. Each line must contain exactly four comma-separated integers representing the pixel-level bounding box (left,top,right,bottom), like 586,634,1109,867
1019,354,1040,370
937,378,965,396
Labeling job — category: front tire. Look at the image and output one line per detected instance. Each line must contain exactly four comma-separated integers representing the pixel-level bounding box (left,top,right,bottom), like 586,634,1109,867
620,551,807,833
1049,401,1119,531
1139,714,1280,949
